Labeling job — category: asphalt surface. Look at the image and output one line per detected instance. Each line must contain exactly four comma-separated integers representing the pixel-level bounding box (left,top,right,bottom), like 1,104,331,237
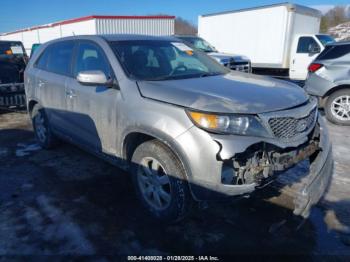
0,111,349,257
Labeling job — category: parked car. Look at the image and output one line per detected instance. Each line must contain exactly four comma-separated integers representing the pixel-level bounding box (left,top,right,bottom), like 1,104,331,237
0,41,28,109
25,35,333,222
174,35,251,73
304,41,350,125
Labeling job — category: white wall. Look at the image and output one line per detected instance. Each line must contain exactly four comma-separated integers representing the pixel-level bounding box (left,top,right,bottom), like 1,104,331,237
96,18,174,35
60,20,96,37
1,18,174,55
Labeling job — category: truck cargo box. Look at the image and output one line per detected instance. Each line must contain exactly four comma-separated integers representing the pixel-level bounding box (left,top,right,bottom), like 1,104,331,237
198,3,322,69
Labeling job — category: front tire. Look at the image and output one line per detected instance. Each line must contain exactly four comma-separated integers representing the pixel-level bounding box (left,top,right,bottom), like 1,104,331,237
131,140,192,222
31,104,58,149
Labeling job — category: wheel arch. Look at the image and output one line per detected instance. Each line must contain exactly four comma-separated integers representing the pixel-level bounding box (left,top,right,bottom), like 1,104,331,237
323,84,350,99
121,129,193,184
320,85,350,108
27,99,39,116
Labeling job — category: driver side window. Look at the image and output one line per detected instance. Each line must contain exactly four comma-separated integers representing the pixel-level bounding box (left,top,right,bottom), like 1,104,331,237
74,42,112,78
297,37,320,54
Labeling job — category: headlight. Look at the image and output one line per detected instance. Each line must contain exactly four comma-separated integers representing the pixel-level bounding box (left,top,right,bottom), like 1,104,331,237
187,110,271,137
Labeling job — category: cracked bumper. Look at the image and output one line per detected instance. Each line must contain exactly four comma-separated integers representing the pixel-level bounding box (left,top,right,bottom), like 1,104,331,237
175,116,333,214
293,145,333,217
292,117,333,217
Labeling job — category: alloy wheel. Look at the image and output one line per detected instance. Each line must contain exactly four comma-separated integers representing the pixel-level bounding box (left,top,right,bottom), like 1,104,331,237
331,95,350,121
34,111,47,142
137,157,172,210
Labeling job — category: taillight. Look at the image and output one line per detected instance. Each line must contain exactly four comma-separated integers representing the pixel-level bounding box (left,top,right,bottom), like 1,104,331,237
308,63,323,73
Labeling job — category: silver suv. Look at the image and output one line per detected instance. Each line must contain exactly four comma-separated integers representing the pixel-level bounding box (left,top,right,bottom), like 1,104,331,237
25,35,333,222
304,41,350,125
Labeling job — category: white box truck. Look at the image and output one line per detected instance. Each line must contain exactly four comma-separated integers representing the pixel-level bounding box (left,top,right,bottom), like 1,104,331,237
198,3,335,81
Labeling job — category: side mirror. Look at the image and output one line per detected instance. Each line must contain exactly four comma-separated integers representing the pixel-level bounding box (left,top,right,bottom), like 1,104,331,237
309,45,321,54
77,70,110,86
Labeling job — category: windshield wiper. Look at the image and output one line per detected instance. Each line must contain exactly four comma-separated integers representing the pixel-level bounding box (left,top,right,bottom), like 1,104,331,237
198,72,222,78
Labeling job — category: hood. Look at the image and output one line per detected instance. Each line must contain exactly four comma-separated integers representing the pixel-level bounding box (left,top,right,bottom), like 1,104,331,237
137,72,309,114
207,52,250,63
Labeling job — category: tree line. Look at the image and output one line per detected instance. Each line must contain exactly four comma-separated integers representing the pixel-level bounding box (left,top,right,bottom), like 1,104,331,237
320,6,350,33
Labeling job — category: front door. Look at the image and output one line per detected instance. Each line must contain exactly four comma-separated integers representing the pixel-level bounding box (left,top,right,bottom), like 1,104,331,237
65,40,119,154
289,36,321,80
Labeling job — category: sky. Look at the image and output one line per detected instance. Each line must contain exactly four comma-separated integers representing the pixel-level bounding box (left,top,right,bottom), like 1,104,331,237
0,0,348,33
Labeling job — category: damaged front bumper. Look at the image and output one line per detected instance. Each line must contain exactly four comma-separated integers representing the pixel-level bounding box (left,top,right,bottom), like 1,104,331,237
176,114,333,218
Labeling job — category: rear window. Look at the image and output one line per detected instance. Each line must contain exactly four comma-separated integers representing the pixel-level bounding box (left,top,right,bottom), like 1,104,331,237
0,42,25,56
317,44,350,60
316,35,335,46
35,41,75,76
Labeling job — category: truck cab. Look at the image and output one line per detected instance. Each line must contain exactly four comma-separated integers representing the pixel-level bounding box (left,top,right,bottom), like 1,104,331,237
289,34,335,80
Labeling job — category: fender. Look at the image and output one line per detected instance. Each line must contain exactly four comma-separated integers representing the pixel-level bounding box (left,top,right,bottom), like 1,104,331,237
121,126,194,184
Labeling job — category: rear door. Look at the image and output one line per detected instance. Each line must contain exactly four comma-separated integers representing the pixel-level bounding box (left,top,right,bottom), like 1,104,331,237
65,40,119,153
289,36,322,80
34,41,75,131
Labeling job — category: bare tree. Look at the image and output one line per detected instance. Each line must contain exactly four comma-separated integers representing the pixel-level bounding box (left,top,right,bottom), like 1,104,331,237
320,6,349,33
175,17,197,35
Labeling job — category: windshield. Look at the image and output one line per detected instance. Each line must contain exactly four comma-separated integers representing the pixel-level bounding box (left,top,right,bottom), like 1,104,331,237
0,42,25,56
316,35,335,46
180,37,217,53
110,40,229,81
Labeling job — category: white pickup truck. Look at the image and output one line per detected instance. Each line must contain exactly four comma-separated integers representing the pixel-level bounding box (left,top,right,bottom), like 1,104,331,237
198,3,335,81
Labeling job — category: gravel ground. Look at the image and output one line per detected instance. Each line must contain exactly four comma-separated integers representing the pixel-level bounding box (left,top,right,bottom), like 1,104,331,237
0,111,349,257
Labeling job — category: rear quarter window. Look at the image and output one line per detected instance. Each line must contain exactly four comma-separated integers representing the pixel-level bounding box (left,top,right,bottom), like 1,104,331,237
35,46,50,70
317,44,350,60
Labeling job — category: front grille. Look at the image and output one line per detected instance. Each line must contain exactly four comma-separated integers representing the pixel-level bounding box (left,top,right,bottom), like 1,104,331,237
268,108,317,140
0,93,26,107
224,60,250,73
229,61,250,73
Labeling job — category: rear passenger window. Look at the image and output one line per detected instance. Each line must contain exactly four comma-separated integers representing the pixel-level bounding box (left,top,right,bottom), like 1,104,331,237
297,37,319,53
317,44,350,60
35,47,50,70
73,42,111,78
46,41,75,76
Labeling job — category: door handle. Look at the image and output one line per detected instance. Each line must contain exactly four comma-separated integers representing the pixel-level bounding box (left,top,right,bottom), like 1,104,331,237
292,59,295,64
38,80,45,88
66,90,77,99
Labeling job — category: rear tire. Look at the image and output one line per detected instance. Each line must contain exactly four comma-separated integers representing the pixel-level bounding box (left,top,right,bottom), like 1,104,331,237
31,104,58,149
131,140,192,222
325,89,350,126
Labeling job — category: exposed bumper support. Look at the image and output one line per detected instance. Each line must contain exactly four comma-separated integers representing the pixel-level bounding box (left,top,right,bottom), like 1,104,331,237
175,114,333,215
